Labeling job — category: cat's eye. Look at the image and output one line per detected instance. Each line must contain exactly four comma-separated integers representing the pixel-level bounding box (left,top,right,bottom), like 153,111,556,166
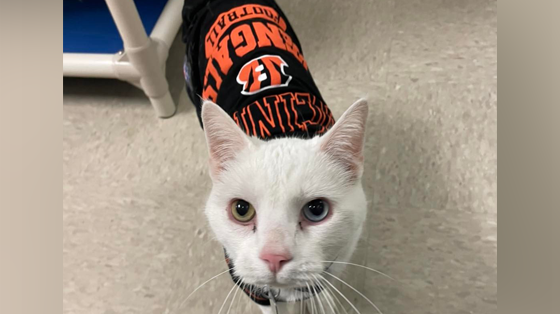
302,199,329,222
231,200,256,222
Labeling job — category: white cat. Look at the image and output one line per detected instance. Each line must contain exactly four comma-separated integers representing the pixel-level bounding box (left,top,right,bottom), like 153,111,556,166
200,98,369,313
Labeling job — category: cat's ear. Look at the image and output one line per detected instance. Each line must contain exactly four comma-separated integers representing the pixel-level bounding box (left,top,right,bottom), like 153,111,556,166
201,100,251,179
320,99,369,180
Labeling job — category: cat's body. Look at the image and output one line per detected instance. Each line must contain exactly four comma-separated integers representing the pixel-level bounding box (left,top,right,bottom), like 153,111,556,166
182,1,369,312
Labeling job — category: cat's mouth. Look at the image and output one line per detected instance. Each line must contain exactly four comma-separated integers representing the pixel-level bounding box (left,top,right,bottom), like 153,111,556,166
250,260,336,289
234,278,325,304
223,249,339,305
251,279,315,289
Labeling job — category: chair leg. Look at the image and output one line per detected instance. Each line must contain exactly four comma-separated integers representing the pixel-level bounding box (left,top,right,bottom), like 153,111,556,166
105,0,176,118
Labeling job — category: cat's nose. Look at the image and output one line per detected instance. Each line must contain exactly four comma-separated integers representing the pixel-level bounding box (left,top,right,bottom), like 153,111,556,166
259,253,293,273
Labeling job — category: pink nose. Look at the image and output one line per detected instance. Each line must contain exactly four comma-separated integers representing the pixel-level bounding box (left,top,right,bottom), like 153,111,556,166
259,253,293,273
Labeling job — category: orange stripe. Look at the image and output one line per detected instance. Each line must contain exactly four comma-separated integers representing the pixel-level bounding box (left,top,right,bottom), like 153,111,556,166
320,101,328,126
316,98,324,126
281,94,294,132
255,99,276,128
259,121,271,138
205,4,287,59
309,94,317,123
248,106,257,136
240,107,251,135
323,101,334,127
274,96,286,133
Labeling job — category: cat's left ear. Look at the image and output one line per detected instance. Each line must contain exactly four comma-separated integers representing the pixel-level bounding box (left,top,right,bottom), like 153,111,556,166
201,100,252,179
320,99,369,181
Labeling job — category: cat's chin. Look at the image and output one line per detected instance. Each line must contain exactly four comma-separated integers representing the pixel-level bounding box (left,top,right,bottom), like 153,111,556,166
263,282,301,289
247,278,311,290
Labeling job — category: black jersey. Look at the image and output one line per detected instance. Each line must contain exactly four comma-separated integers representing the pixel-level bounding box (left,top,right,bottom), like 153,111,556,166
182,0,334,139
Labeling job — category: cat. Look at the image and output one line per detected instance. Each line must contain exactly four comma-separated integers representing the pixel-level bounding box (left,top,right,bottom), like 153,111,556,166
181,0,369,312
201,99,368,313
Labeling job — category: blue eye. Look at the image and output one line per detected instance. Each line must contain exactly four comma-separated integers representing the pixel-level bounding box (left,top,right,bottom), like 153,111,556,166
302,199,329,222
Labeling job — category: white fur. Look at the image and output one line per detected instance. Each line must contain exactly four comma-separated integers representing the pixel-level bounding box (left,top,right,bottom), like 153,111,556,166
201,99,369,313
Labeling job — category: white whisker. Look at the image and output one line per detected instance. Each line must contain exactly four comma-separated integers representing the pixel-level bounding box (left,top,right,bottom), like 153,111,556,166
305,282,316,314
322,272,383,314
317,274,361,314
241,282,248,312
179,268,233,309
225,278,242,314
310,279,326,314
322,288,339,314
300,290,304,314
311,274,336,314
217,279,240,314
320,261,396,282
320,278,348,314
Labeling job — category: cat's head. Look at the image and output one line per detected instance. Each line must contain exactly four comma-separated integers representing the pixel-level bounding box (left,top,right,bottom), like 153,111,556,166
201,99,368,291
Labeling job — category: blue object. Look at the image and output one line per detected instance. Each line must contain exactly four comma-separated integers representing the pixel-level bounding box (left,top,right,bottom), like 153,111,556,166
63,0,169,54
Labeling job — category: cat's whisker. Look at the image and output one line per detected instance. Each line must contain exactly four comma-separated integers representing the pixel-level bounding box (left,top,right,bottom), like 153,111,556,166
320,279,349,314
200,237,219,248
308,285,319,313
179,268,233,309
225,278,242,314
319,278,336,314
310,277,326,314
319,261,397,282
313,282,332,314
241,282,248,311
217,278,240,314
321,272,384,314
316,275,348,314
311,278,330,314
317,274,361,314
311,274,337,314
300,290,304,314
323,288,339,314
309,278,327,314
305,282,316,314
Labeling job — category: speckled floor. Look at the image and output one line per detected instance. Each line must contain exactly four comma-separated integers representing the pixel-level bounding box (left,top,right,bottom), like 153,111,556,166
63,0,497,313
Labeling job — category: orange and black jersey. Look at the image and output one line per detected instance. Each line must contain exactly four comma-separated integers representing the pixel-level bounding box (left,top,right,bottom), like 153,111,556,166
182,0,335,140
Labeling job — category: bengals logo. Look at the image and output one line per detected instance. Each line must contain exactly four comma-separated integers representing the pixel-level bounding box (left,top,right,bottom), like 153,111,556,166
237,55,292,95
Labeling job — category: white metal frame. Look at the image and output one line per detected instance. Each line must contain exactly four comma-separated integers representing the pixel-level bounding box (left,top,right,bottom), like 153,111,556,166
63,0,183,118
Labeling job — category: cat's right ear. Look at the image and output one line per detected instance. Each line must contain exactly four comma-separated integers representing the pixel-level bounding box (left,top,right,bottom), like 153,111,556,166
319,99,369,182
201,100,251,179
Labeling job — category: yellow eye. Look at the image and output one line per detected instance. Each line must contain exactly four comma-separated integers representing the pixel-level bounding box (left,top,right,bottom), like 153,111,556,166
231,200,256,222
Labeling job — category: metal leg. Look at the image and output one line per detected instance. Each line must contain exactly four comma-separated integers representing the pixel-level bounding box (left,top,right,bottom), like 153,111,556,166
105,0,176,118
